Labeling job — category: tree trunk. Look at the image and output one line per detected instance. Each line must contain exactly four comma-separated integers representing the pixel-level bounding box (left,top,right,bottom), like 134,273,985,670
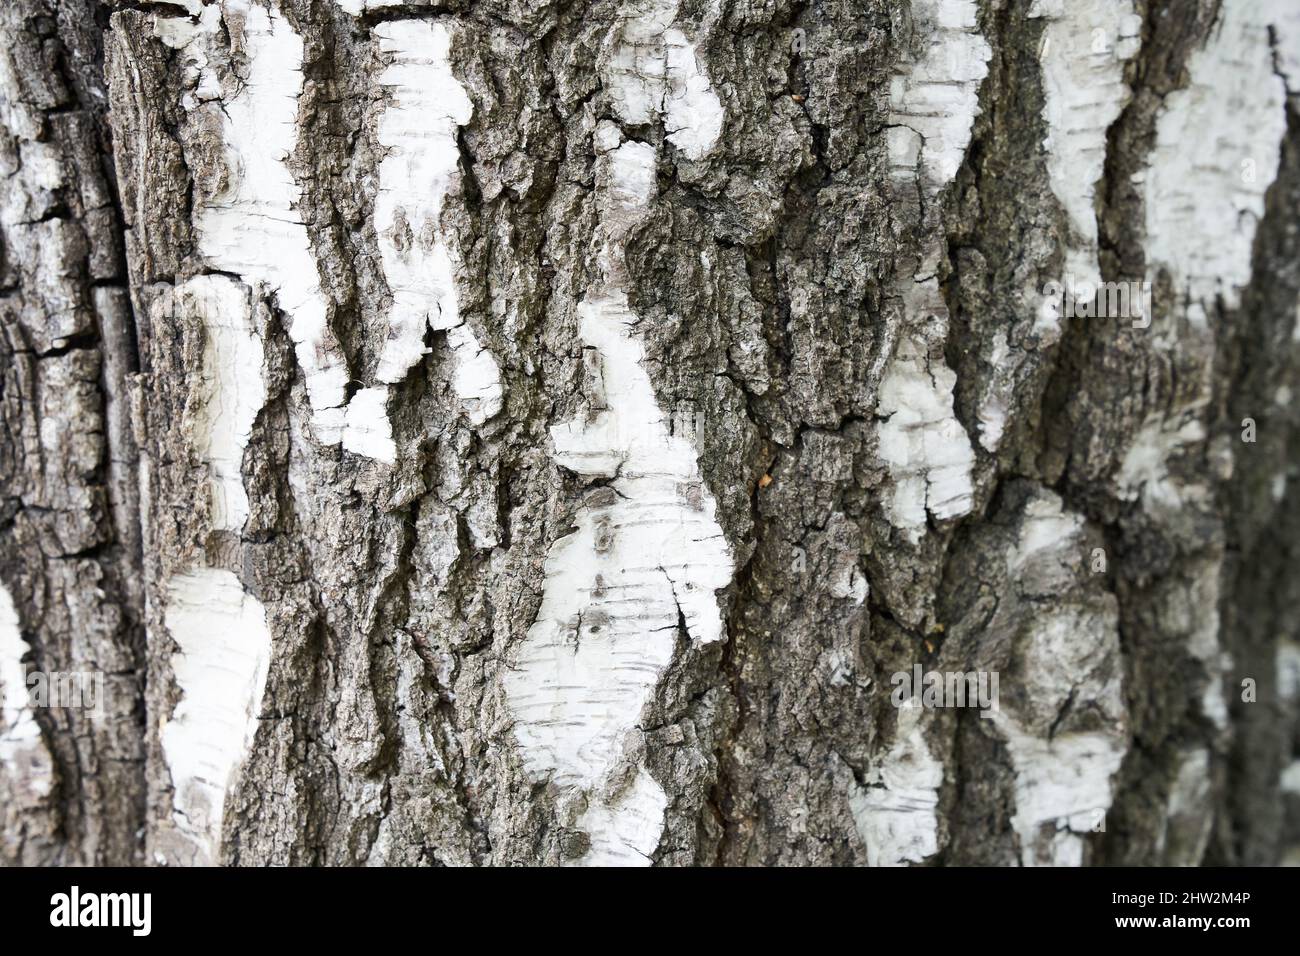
2,0,1298,867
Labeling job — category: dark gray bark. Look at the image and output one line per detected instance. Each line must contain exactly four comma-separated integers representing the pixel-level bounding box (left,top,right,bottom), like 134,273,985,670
0,0,143,866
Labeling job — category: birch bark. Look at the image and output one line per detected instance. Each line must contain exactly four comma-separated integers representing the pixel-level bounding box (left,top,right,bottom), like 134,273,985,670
1,0,1298,867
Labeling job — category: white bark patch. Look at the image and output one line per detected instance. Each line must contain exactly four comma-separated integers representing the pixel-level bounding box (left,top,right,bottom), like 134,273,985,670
0,583,54,804
990,495,1126,866
876,2,988,538
875,331,975,543
1282,760,1300,795
886,0,991,193
848,704,943,866
178,276,267,532
447,325,505,426
333,0,405,13
1158,747,1213,865
1116,412,1209,512
995,723,1124,866
160,569,272,865
161,1,350,444
570,764,673,866
605,0,724,160
505,67,732,862
976,332,1011,451
1143,1,1294,315
1030,0,1140,292
1276,10,1300,93
342,385,396,464
1184,559,1230,733
368,20,503,429
1279,640,1300,706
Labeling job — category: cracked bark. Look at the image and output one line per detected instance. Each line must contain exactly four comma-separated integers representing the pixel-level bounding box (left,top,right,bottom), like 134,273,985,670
1,0,144,865
1,0,1298,867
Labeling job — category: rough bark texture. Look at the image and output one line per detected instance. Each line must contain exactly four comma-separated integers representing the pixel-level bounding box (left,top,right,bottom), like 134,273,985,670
2,0,1299,866
0,0,143,865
